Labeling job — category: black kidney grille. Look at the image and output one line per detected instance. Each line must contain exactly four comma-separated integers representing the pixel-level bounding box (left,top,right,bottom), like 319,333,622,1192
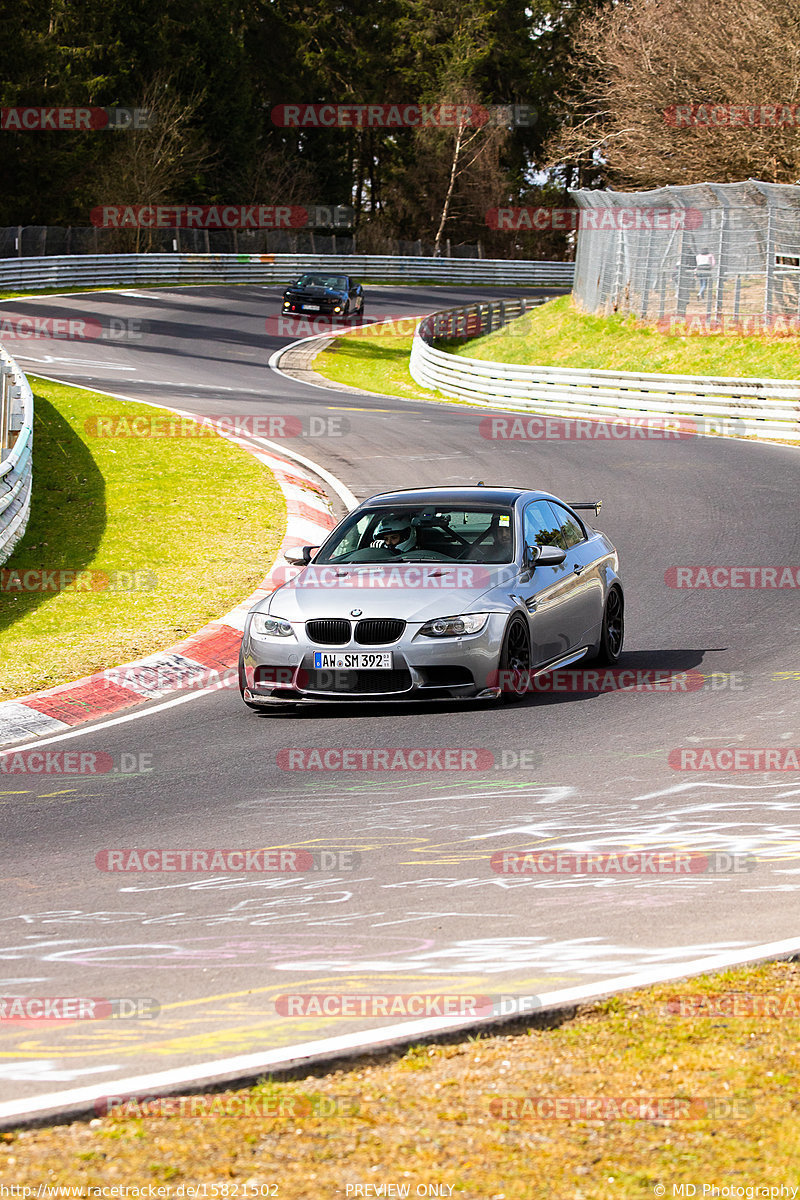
354,618,406,644
306,619,351,644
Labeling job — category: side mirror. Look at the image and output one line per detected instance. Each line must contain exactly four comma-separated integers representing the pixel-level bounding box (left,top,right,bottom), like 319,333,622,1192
284,545,318,566
524,543,566,570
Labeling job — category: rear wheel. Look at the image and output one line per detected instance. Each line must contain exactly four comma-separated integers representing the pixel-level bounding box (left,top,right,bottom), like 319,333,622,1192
591,586,624,664
498,616,531,702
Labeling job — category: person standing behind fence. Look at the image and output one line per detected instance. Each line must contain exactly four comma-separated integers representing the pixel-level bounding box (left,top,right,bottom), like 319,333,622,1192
695,248,715,300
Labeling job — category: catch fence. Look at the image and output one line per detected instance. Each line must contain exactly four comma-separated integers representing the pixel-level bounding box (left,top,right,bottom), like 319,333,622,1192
570,180,800,326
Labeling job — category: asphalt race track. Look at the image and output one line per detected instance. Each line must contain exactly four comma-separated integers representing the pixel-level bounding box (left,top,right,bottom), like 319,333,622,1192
1,284,799,1122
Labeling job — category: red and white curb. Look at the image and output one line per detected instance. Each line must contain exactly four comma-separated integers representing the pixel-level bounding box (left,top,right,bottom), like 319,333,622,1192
0,425,345,747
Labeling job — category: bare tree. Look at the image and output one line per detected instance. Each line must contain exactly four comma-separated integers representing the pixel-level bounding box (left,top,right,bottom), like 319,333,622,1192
91,75,212,251
431,107,487,256
547,0,800,188
235,143,317,208
401,87,510,253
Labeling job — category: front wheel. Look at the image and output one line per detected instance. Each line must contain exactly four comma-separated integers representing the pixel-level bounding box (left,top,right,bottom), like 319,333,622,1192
498,616,532,702
591,586,624,664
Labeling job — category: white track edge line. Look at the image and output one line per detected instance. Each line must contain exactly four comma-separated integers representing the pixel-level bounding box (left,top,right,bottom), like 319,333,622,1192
3,934,800,1124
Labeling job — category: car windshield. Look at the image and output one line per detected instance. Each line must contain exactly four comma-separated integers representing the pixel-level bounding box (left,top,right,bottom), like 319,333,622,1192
314,506,516,564
294,274,348,290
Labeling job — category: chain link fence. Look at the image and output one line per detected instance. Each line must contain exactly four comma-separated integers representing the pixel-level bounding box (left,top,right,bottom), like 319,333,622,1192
570,180,800,329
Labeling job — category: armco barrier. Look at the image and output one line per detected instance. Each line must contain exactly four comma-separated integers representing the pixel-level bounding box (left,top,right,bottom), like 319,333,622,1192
0,348,33,565
409,303,800,443
0,253,574,292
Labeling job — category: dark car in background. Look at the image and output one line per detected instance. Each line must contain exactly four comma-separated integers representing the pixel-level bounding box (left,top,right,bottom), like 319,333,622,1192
281,273,365,317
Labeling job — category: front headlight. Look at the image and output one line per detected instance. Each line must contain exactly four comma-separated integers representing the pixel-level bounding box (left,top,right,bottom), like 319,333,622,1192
418,613,489,638
251,614,295,638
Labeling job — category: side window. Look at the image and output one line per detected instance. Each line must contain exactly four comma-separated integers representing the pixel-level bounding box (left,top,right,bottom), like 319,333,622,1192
326,513,375,558
546,503,586,550
523,502,563,551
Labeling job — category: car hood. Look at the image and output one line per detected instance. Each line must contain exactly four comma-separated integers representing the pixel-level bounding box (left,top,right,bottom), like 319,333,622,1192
285,285,344,298
258,562,520,623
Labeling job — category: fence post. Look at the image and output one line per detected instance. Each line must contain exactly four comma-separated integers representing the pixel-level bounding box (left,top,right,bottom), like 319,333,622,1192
764,203,775,316
0,366,9,454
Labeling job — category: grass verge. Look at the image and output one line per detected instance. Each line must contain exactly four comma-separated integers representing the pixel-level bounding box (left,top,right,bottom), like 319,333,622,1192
448,294,800,378
313,328,448,403
312,296,800,400
3,959,798,1197
0,378,286,700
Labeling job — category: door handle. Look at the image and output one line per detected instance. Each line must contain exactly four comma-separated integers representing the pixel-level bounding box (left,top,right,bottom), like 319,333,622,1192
573,564,585,576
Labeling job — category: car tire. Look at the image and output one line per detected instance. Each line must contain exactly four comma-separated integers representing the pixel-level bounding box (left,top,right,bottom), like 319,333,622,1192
589,585,624,664
498,615,532,703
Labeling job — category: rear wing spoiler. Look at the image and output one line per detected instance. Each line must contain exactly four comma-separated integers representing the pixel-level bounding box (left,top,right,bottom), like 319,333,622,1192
568,500,602,515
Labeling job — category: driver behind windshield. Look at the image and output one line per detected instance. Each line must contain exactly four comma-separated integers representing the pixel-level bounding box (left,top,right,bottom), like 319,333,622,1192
372,515,416,553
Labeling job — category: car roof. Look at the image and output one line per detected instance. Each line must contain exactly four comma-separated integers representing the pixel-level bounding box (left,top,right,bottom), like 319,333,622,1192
358,485,544,509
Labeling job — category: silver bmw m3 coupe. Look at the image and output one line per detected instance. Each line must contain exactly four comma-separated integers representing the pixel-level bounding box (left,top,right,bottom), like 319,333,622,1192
239,485,623,708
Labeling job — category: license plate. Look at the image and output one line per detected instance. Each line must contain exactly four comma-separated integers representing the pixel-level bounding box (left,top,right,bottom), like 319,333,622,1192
302,304,321,311
314,652,392,669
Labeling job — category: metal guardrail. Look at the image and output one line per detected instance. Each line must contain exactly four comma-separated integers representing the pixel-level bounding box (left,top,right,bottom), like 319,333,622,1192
409,302,800,442
0,253,574,292
0,348,34,566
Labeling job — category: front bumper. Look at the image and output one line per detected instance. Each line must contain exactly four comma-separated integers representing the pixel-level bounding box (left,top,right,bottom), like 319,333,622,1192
240,615,508,705
282,296,346,314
